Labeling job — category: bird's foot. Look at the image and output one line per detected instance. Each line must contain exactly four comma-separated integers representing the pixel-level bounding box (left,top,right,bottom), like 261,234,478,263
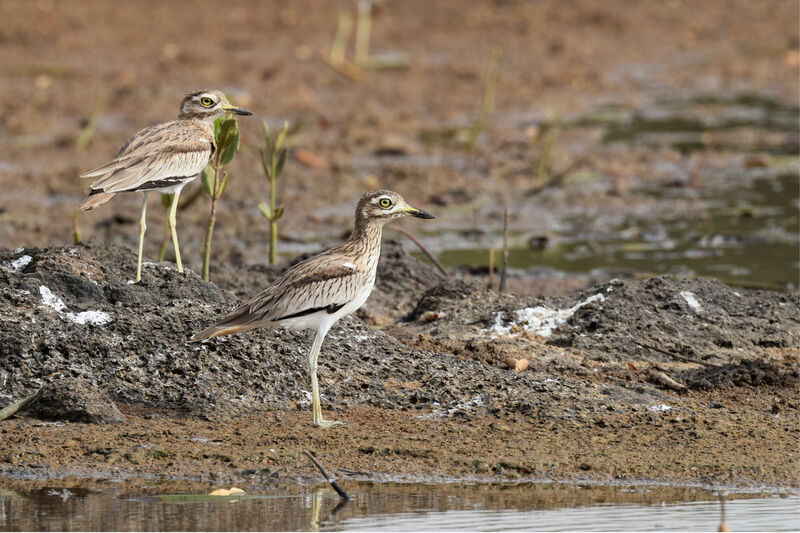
313,417,347,429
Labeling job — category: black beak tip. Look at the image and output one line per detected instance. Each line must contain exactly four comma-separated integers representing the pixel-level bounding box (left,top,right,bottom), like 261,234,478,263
234,108,253,116
412,209,436,220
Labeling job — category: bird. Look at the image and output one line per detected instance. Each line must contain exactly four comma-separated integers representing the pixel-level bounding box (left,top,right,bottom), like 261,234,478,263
79,89,253,282
190,190,436,428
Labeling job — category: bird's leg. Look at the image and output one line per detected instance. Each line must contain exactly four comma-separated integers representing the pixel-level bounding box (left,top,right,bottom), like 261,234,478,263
307,330,346,428
135,192,148,283
167,189,183,273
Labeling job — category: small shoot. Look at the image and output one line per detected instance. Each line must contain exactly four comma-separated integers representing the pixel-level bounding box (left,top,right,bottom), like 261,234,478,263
201,115,241,282
72,211,82,245
466,46,502,151
258,120,289,265
75,90,107,150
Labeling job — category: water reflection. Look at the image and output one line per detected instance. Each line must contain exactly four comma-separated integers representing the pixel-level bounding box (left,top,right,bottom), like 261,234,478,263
0,479,796,532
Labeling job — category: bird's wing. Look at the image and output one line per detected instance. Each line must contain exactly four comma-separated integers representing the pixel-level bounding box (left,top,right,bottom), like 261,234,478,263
80,121,213,193
213,255,363,329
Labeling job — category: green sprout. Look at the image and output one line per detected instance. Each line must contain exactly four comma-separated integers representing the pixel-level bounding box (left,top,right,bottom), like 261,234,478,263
258,120,289,265
466,46,502,151
201,115,241,282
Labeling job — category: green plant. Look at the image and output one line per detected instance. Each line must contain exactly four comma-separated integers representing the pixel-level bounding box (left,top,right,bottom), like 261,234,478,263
258,120,289,265
201,115,241,281
466,46,502,151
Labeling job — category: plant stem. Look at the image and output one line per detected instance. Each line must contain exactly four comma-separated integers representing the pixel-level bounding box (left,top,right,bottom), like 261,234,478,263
202,157,221,281
499,208,509,293
268,150,278,265
202,201,216,282
391,227,448,278
467,46,502,150
269,220,278,265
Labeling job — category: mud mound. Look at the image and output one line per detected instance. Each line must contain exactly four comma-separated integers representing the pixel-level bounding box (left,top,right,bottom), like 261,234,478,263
0,245,546,419
681,358,800,390
394,277,800,373
549,277,800,364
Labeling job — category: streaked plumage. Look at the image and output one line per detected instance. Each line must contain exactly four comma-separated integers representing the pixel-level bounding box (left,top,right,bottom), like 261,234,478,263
190,190,436,428
79,89,252,281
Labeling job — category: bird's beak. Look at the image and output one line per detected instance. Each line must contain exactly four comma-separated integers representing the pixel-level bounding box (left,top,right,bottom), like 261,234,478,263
223,105,253,116
405,206,436,219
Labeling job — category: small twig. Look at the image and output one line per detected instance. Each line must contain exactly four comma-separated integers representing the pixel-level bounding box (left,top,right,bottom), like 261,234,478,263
498,208,509,293
304,450,351,501
0,390,41,422
72,211,82,245
527,157,585,196
391,227,448,278
75,90,107,150
632,340,712,367
178,186,204,211
487,248,495,290
467,46,502,150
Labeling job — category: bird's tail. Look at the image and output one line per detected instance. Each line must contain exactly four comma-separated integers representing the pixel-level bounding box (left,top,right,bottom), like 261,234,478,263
188,324,255,343
80,191,117,211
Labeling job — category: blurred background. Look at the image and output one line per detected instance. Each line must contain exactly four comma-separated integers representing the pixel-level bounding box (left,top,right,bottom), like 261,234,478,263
0,0,797,294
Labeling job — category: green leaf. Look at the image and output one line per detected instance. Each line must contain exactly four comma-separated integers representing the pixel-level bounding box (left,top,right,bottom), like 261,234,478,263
276,148,287,178
216,171,229,199
274,204,285,220
257,201,271,220
201,166,214,195
259,148,270,178
275,121,289,152
217,118,240,165
213,117,222,138
261,119,272,153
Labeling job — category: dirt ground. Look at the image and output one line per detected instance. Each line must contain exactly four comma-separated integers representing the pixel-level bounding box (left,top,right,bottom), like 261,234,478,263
0,244,797,488
0,0,798,490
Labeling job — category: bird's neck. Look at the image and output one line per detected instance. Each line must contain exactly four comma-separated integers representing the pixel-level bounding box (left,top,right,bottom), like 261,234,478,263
347,218,384,256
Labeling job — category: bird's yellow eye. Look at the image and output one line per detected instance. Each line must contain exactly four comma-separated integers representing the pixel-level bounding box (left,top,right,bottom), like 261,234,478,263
378,198,393,209
200,97,214,107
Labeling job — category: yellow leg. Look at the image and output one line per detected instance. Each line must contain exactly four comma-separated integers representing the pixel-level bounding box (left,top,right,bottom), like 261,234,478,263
168,190,183,273
135,193,148,283
308,330,346,428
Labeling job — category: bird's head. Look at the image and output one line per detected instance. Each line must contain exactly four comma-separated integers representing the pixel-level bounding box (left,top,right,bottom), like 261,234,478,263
356,190,436,225
178,89,253,121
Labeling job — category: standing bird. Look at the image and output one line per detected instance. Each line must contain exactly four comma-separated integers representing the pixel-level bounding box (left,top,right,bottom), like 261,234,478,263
190,190,436,428
79,89,253,282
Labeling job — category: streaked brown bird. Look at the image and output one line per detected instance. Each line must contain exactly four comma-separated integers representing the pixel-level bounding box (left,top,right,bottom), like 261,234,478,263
190,190,436,428
79,89,252,282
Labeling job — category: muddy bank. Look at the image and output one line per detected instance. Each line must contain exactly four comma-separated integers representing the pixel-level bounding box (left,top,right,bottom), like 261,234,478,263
0,244,797,487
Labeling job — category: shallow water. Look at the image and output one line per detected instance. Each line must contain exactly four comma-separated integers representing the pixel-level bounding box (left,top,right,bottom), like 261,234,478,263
433,172,799,289
0,480,797,532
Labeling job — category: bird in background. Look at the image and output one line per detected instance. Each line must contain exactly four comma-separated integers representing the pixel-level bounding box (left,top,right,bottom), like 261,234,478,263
190,190,436,428
79,89,252,282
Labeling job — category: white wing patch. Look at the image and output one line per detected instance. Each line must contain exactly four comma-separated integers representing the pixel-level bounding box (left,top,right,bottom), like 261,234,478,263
343,262,356,270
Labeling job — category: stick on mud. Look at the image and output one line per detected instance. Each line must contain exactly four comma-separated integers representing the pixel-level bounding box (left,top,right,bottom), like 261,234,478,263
304,450,351,501
499,208,509,293
391,227,448,278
